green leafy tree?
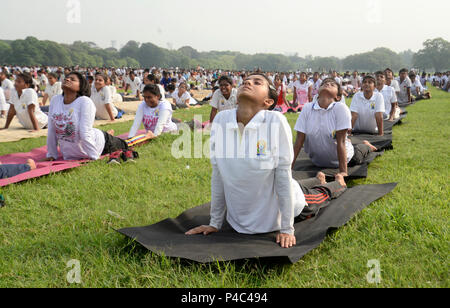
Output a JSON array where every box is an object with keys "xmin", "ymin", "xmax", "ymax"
[{"xmin": 413, "ymin": 38, "xmax": 450, "ymax": 71}]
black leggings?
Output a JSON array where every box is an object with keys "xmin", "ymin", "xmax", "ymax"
[
  {"xmin": 350, "ymin": 143, "xmax": 372, "ymax": 165},
  {"xmin": 101, "ymin": 132, "xmax": 129, "ymax": 155},
  {"xmin": 295, "ymin": 177, "xmax": 347, "ymax": 221}
]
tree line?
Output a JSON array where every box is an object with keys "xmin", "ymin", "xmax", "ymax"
[{"xmin": 0, "ymin": 36, "xmax": 449, "ymax": 72}]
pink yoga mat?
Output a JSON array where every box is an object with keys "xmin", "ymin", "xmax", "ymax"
[{"xmin": 0, "ymin": 130, "xmax": 146, "ymax": 187}]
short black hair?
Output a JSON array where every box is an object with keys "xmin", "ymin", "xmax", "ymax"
[
  {"xmin": 218, "ymin": 75, "xmax": 233, "ymax": 86},
  {"xmin": 399, "ymin": 68, "xmax": 409, "ymax": 74},
  {"xmin": 143, "ymin": 84, "xmax": 161, "ymax": 99},
  {"xmin": 362, "ymin": 75, "xmax": 376, "ymax": 84}
]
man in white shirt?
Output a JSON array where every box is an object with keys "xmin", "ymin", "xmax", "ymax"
[
  {"xmin": 0, "ymin": 71, "xmax": 14, "ymax": 117},
  {"xmin": 41, "ymin": 73, "xmax": 63, "ymax": 107},
  {"xmin": 396, "ymin": 69, "xmax": 412, "ymax": 104},
  {"xmin": 350, "ymin": 71, "xmax": 361, "ymax": 91},
  {"xmin": 125, "ymin": 71, "xmax": 141, "ymax": 98},
  {"xmin": 409, "ymin": 72, "xmax": 431, "ymax": 100},
  {"xmin": 350, "ymin": 75, "xmax": 385, "ymax": 135},
  {"xmin": 375, "ymin": 71, "xmax": 399, "ymax": 121},
  {"xmin": 384, "ymin": 68, "xmax": 400, "ymax": 98}
]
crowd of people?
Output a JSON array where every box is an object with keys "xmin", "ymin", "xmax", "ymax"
[{"xmin": 0, "ymin": 64, "xmax": 447, "ymax": 248}]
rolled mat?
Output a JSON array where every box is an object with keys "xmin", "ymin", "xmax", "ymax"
[{"xmin": 117, "ymin": 183, "xmax": 397, "ymax": 263}]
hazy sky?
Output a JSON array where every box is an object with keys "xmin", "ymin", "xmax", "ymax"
[{"xmin": 1, "ymin": 0, "xmax": 449, "ymax": 58}]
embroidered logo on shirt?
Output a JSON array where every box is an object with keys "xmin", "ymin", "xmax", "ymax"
[
  {"xmin": 331, "ymin": 130, "xmax": 337, "ymax": 140},
  {"xmin": 370, "ymin": 101, "xmax": 376, "ymax": 110},
  {"xmin": 257, "ymin": 140, "xmax": 267, "ymax": 157}
]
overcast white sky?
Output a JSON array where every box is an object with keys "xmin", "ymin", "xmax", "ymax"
[{"xmin": 1, "ymin": 0, "xmax": 449, "ymax": 58}]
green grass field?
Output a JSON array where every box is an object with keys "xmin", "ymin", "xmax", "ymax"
[{"xmin": 0, "ymin": 88, "xmax": 448, "ymax": 288}]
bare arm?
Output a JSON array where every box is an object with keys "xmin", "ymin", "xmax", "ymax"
[
  {"xmin": 209, "ymin": 107, "xmax": 218, "ymax": 123},
  {"xmin": 27, "ymin": 104, "xmax": 40, "ymax": 131},
  {"xmin": 292, "ymin": 131, "xmax": 305, "ymax": 170},
  {"xmin": 375, "ymin": 112, "xmax": 384, "ymax": 136},
  {"xmin": 41, "ymin": 93, "xmax": 49, "ymax": 106},
  {"xmin": 336, "ymin": 130, "xmax": 348, "ymax": 176},
  {"xmin": 351, "ymin": 112, "xmax": 358, "ymax": 129},
  {"xmin": 2, "ymin": 104, "xmax": 16, "ymax": 129},
  {"xmin": 105, "ymin": 104, "xmax": 115, "ymax": 122}
]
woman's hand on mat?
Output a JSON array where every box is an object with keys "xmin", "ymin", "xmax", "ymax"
[
  {"xmin": 185, "ymin": 225, "xmax": 218, "ymax": 236},
  {"xmin": 145, "ymin": 131, "xmax": 156, "ymax": 139},
  {"xmin": 276, "ymin": 233, "xmax": 296, "ymax": 248}
]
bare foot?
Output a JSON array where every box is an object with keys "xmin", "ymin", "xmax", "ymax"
[
  {"xmin": 316, "ymin": 172, "xmax": 327, "ymax": 185},
  {"xmin": 335, "ymin": 173, "xmax": 347, "ymax": 187},
  {"xmin": 26, "ymin": 159, "xmax": 36, "ymax": 170},
  {"xmin": 363, "ymin": 140, "xmax": 378, "ymax": 152},
  {"xmin": 107, "ymin": 129, "xmax": 115, "ymax": 136}
]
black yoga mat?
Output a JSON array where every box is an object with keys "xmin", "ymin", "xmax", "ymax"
[
  {"xmin": 292, "ymin": 149, "xmax": 382, "ymax": 180},
  {"xmin": 117, "ymin": 183, "xmax": 397, "ymax": 264}
]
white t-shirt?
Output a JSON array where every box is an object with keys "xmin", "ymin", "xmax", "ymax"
[
  {"xmin": 350, "ymin": 92, "xmax": 385, "ymax": 134},
  {"xmin": 10, "ymin": 88, "xmax": 48, "ymax": 129},
  {"xmin": 173, "ymin": 90, "xmax": 198, "ymax": 107},
  {"xmin": 410, "ymin": 79, "xmax": 423, "ymax": 96},
  {"xmin": 39, "ymin": 74, "xmax": 49, "ymax": 87},
  {"xmin": 47, "ymin": 95, "xmax": 105, "ymax": 161},
  {"xmin": 397, "ymin": 77, "xmax": 412, "ymax": 103},
  {"xmin": 128, "ymin": 99, "xmax": 177, "ymax": 138},
  {"xmin": 0, "ymin": 87, "xmax": 7, "ymax": 111},
  {"xmin": 210, "ymin": 88, "xmax": 237, "ymax": 112},
  {"xmin": 126, "ymin": 77, "xmax": 142, "ymax": 95},
  {"xmin": 209, "ymin": 109, "xmax": 306, "ymax": 235},
  {"xmin": 294, "ymin": 100, "xmax": 354, "ymax": 168},
  {"xmin": 387, "ymin": 79, "xmax": 401, "ymax": 93},
  {"xmin": 376, "ymin": 85, "xmax": 397, "ymax": 118},
  {"xmin": 44, "ymin": 82, "xmax": 63, "ymax": 103},
  {"xmin": 90, "ymin": 86, "xmax": 118, "ymax": 120},
  {"xmin": 1, "ymin": 78, "xmax": 14, "ymax": 102}
]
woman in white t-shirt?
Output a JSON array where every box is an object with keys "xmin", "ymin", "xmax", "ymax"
[
  {"xmin": 292, "ymin": 78, "xmax": 378, "ymax": 177},
  {"xmin": 1, "ymin": 73, "xmax": 48, "ymax": 131},
  {"xmin": 293, "ymin": 72, "xmax": 313, "ymax": 110},
  {"xmin": 128, "ymin": 84, "xmax": 177, "ymax": 139},
  {"xmin": 45, "ymin": 72, "xmax": 132, "ymax": 162},
  {"xmin": 91, "ymin": 73, "xmax": 118, "ymax": 121},
  {"xmin": 209, "ymin": 75, "xmax": 237, "ymax": 122},
  {"xmin": 172, "ymin": 83, "xmax": 200, "ymax": 109}
]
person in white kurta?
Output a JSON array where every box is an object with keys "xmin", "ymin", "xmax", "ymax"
[{"xmin": 186, "ymin": 74, "xmax": 307, "ymax": 249}]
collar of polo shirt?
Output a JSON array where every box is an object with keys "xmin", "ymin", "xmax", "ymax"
[
  {"xmin": 313, "ymin": 100, "xmax": 337, "ymax": 111},
  {"xmin": 227, "ymin": 110, "xmax": 267, "ymax": 130}
]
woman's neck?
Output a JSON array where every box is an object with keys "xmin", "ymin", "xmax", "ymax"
[{"xmin": 64, "ymin": 91, "xmax": 77, "ymax": 104}]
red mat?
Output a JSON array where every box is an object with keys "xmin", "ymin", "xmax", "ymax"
[{"xmin": 0, "ymin": 130, "xmax": 146, "ymax": 187}]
